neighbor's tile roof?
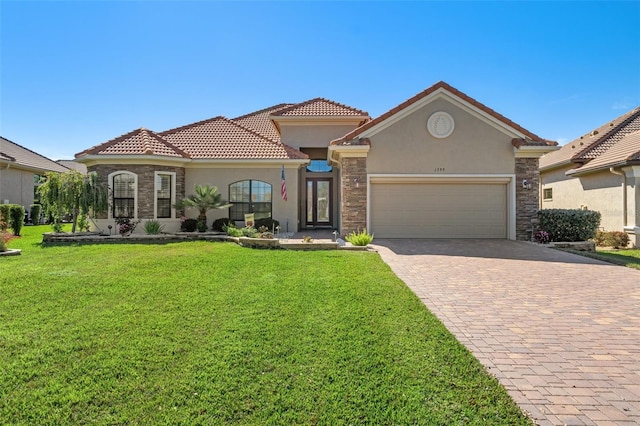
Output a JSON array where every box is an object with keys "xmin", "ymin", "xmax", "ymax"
[
  {"xmin": 160, "ymin": 116, "xmax": 308, "ymax": 160},
  {"xmin": 540, "ymin": 106, "xmax": 640, "ymax": 170},
  {"xmin": 331, "ymin": 81, "xmax": 556, "ymax": 146},
  {"xmin": 568, "ymin": 130, "xmax": 640, "ymax": 174},
  {"xmin": 233, "ymin": 103, "xmax": 293, "ymax": 142},
  {"xmin": 76, "ymin": 128, "xmax": 189, "ymax": 158},
  {"xmin": 0, "ymin": 136, "xmax": 69, "ymax": 173},
  {"xmin": 272, "ymin": 98, "xmax": 369, "ymax": 118}
]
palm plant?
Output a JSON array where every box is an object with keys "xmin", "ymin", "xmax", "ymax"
[{"xmin": 174, "ymin": 185, "xmax": 232, "ymax": 229}]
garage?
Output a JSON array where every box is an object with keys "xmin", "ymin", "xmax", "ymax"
[{"xmin": 369, "ymin": 178, "xmax": 510, "ymax": 238}]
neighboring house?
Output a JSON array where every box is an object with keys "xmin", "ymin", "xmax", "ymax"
[
  {"xmin": 0, "ymin": 136, "xmax": 69, "ymax": 209},
  {"xmin": 57, "ymin": 160, "xmax": 87, "ymax": 174},
  {"xmin": 75, "ymin": 81, "xmax": 557, "ymax": 239},
  {"xmin": 539, "ymin": 107, "xmax": 640, "ymax": 246}
]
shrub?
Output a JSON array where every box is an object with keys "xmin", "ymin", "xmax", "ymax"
[
  {"xmin": 257, "ymin": 226, "xmax": 274, "ymax": 239},
  {"xmin": 76, "ymin": 215, "xmax": 91, "ymax": 232},
  {"xmin": 9, "ymin": 205, "xmax": 25, "ymax": 236},
  {"xmin": 144, "ymin": 220, "xmax": 165, "ymax": 235},
  {"xmin": 114, "ymin": 218, "xmax": 140, "ymax": 235},
  {"xmin": 537, "ymin": 209, "xmax": 601, "ymax": 242},
  {"xmin": 0, "ymin": 231, "xmax": 14, "ymax": 252},
  {"xmin": 223, "ymin": 222, "xmax": 257, "ymax": 237},
  {"xmin": 0, "ymin": 205, "xmax": 10, "ymax": 231},
  {"xmin": 30, "ymin": 204, "xmax": 42, "ymax": 224},
  {"xmin": 254, "ymin": 217, "xmax": 280, "ymax": 232},
  {"xmin": 594, "ymin": 230, "xmax": 630, "ymax": 248},
  {"xmin": 181, "ymin": 218, "xmax": 198, "ymax": 232},
  {"xmin": 211, "ymin": 218, "xmax": 233, "ymax": 232},
  {"xmin": 534, "ymin": 230, "xmax": 550, "ymax": 244},
  {"xmin": 345, "ymin": 228, "xmax": 374, "ymax": 246},
  {"xmin": 196, "ymin": 220, "xmax": 207, "ymax": 232}
]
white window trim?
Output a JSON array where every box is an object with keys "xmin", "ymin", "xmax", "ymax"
[
  {"xmin": 154, "ymin": 171, "xmax": 176, "ymax": 219},
  {"xmin": 108, "ymin": 171, "xmax": 138, "ymax": 219}
]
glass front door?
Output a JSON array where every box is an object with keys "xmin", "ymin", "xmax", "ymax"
[{"xmin": 306, "ymin": 178, "xmax": 332, "ymax": 227}]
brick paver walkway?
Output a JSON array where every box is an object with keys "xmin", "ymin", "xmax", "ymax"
[{"xmin": 373, "ymin": 239, "xmax": 640, "ymax": 426}]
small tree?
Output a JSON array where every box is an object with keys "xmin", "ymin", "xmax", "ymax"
[
  {"xmin": 174, "ymin": 185, "xmax": 231, "ymax": 230},
  {"xmin": 38, "ymin": 171, "xmax": 108, "ymax": 233}
]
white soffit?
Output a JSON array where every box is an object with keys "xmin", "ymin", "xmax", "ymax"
[{"xmin": 358, "ymin": 88, "xmax": 530, "ymax": 140}]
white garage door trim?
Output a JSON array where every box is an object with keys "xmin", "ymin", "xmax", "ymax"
[{"xmin": 367, "ymin": 174, "xmax": 516, "ymax": 240}]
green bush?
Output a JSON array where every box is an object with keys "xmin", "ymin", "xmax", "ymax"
[
  {"xmin": 345, "ymin": 228, "xmax": 374, "ymax": 246},
  {"xmin": 594, "ymin": 230, "xmax": 630, "ymax": 248},
  {"xmin": 254, "ymin": 217, "xmax": 280, "ymax": 231},
  {"xmin": 211, "ymin": 218, "xmax": 233, "ymax": 232},
  {"xmin": 144, "ymin": 220, "xmax": 165, "ymax": 235},
  {"xmin": 29, "ymin": 204, "xmax": 42, "ymax": 224},
  {"xmin": 180, "ymin": 218, "xmax": 198, "ymax": 232},
  {"xmin": 7, "ymin": 205, "xmax": 25, "ymax": 236},
  {"xmin": 223, "ymin": 222, "xmax": 257, "ymax": 237},
  {"xmin": 0, "ymin": 205, "xmax": 10, "ymax": 230},
  {"xmin": 537, "ymin": 209, "xmax": 601, "ymax": 242}
]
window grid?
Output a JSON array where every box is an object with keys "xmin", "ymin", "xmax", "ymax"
[{"xmin": 229, "ymin": 180, "xmax": 272, "ymax": 221}]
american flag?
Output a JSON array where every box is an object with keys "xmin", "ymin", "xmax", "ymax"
[{"xmin": 281, "ymin": 165, "xmax": 288, "ymax": 201}]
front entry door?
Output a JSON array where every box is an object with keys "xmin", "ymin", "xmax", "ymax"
[{"xmin": 306, "ymin": 178, "xmax": 332, "ymax": 227}]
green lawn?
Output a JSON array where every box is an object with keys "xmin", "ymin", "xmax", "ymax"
[
  {"xmin": 563, "ymin": 246, "xmax": 640, "ymax": 270},
  {"xmin": 1, "ymin": 226, "xmax": 532, "ymax": 425},
  {"xmin": 594, "ymin": 248, "xmax": 640, "ymax": 270}
]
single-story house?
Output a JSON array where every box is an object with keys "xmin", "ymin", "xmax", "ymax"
[
  {"xmin": 539, "ymin": 107, "xmax": 640, "ymax": 246},
  {"xmin": 75, "ymin": 81, "xmax": 558, "ymax": 239},
  {"xmin": 0, "ymin": 136, "xmax": 70, "ymax": 209}
]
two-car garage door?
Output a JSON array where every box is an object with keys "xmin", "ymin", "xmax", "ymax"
[{"xmin": 369, "ymin": 180, "xmax": 508, "ymax": 238}]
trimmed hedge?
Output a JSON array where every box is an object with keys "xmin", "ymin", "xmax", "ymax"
[
  {"xmin": 594, "ymin": 231, "xmax": 630, "ymax": 248},
  {"xmin": 254, "ymin": 217, "xmax": 280, "ymax": 231},
  {"xmin": 0, "ymin": 204, "xmax": 26, "ymax": 236},
  {"xmin": 211, "ymin": 218, "xmax": 233, "ymax": 232},
  {"xmin": 180, "ymin": 218, "xmax": 198, "ymax": 232},
  {"xmin": 30, "ymin": 204, "xmax": 42, "ymax": 224},
  {"xmin": 537, "ymin": 209, "xmax": 601, "ymax": 242}
]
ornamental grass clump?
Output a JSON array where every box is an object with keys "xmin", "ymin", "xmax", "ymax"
[
  {"xmin": 345, "ymin": 228, "xmax": 374, "ymax": 246},
  {"xmin": 144, "ymin": 220, "xmax": 165, "ymax": 235}
]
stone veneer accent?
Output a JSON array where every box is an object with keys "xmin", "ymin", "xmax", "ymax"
[
  {"xmin": 88, "ymin": 164, "xmax": 186, "ymax": 219},
  {"xmin": 339, "ymin": 157, "xmax": 367, "ymax": 236},
  {"xmin": 515, "ymin": 157, "xmax": 540, "ymax": 240}
]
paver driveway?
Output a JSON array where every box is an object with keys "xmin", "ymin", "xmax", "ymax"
[{"xmin": 373, "ymin": 239, "xmax": 640, "ymax": 426}]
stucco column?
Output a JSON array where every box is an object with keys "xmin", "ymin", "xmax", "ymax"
[
  {"xmin": 623, "ymin": 166, "xmax": 640, "ymax": 247},
  {"xmin": 340, "ymin": 157, "xmax": 367, "ymax": 236},
  {"xmin": 515, "ymin": 158, "xmax": 540, "ymax": 240}
]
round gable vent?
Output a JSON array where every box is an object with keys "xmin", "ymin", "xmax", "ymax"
[{"xmin": 427, "ymin": 111, "xmax": 455, "ymax": 139}]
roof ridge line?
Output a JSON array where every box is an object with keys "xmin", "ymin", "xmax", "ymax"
[
  {"xmin": 159, "ymin": 116, "xmax": 226, "ymax": 136},
  {"xmin": 271, "ymin": 97, "xmax": 369, "ymax": 117}
]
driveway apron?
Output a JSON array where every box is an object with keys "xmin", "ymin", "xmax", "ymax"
[{"xmin": 373, "ymin": 239, "xmax": 640, "ymax": 426}]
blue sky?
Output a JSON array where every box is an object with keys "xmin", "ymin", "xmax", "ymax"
[{"xmin": 1, "ymin": 1, "xmax": 639, "ymax": 160}]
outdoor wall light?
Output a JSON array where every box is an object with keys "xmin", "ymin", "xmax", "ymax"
[{"xmin": 522, "ymin": 179, "xmax": 532, "ymax": 190}]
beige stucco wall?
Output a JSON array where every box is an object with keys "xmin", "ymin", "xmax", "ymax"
[
  {"xmin": 367, "ymin": 98, "xmax": 515, "ymax": 174},
  {"xmin": 185, "ymin": 166, "xmax": 300, "ymax": 232},
  {"xmin": 280, "ymin": 124, "xmax": 360, "ymax": 150},
  {"xmin": 540, "ymin": 166, "xmax": 626, "ymax": 232},
  {"xmin": 0, "ymin": 167, "xmax": 35, "ymax": 207}
]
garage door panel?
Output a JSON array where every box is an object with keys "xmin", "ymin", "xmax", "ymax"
[{"xmin": 370, "ymin": 183, "xmax": 507, "ymax": 238}]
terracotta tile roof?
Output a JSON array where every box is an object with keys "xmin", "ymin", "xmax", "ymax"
[
  {"xmin": 271, "ymin": 98, "xmax": 369, "ymax": 119},
  {"xmin": 76, "ymin": 128, "xmax": 189, "ymax": 158},
  {"xmin": 332, "ymin": 81, "xmax": 556, "ymax": 146},
  {"xmin": 567, "ymin": 130, "xmax": 640, "ymax": 174},
  {"xmin": 540, "ymin": 106, "xmax": 640, "ymax": 170},
  {"xmin": 160, "ymin": 116, "xmax": 308, "ymax": 160},
  {"xmin": 0, "ymin": 136, "xmax": 69, "ymax": 173},
  {"xmin": 233, "ymin": 103, "xmax": 293, "ymax": 142}
]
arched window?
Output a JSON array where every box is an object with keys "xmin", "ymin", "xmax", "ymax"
[
  {"xmin": 111, "ymin": 172, "xmax": 136, "ymax": 218},
  {"xmin": 229, "ymin": 180, "xmax": 272, "ymax": 221}
]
